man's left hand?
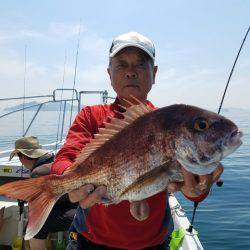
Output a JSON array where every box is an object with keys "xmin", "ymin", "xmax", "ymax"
[{"xmin": 180, "ymin": 163, "xmax": 224, "ymax": 199}]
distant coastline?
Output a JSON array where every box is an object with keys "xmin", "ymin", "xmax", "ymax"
[
  {"xmin": 3, "ymin": 101, "xmax": 249, "ymax": 113},
  {"xmin": 3, "ymin": 101, "xmax": 78, "ymax": 112}
]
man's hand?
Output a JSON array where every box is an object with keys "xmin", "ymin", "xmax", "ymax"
[
  {"xmin": 31, "ymin": 163, "xmax": 52, "ymax": 177},
  {"xmin": 180, "ymin": 164, "xmax": 224, "ymax": 199},
  {"xmin": 163, "ymin": 163, "xmax": 224, "ymax": 201},
  {"xmin": 165, "ymin": 164, "xmax": 224, "ymax": 202},
  {"xmin": 69, "ymin": 184, "xmax": 151, "ymax": 221},
  {"xmin": 68, "ymin": 184, "xmax": 107, "ymax": 208}
]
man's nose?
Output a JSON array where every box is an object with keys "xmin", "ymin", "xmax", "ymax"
[{"xmin": 126, "ymin": 67, "xmax": 137, "ymax": 78}]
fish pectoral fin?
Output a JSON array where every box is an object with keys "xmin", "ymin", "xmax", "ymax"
[{"xmin": 119, "ymin": 160, "xmax": 171, "ymax": 198}]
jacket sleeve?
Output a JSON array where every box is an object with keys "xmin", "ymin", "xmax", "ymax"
[
  {"xmin": 31, "ymin": 163, "xmax": 52, "ymax": 177},
  {"xmin": 51, "ymin": 106, "xmax": 96, "ymax": 175}
]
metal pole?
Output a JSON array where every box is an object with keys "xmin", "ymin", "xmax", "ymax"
[
  {"xmin": 23, "ymin": 104, "xmax": 43, "ymax": 136},
  {"xmin": 0, "ymin": 94, "xmax": 53, "ymax": 101},
  {"xmin": 60, "ymin": 101, "xmax": 67, "ymax": 142}
]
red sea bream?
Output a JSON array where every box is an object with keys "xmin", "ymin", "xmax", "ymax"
[{"xmin": 0, "ymin": 98, "xmax": 243, "ymax": 239}]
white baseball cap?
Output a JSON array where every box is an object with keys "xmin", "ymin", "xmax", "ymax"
[{"xmin": 109, "ymin": 32, "xmax": 155, "ymax": 61}]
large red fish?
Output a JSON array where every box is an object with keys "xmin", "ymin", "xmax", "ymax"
[{"xmin": 0, "ymin": 98, "xmax": 243, "ymax": 239}]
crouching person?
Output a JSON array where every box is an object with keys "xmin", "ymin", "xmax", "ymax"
[{"xmin": 9, "ymin": 136, "xmax": 77, "ymax": 250}]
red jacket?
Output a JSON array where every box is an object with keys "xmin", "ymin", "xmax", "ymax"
[{"xmin": 51, "ymin": 99, "xmax": 173, "ymax": 249}]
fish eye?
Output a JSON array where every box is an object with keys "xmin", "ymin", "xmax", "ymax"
[{"xmin": 194, "ymin": 118, "xmax": 209, "ymax": 131}]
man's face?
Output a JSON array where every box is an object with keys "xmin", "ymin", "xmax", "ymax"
[
  {"xmin": 17, "ymin": 153, "xmax": 34, "ymax": 170},
  {"xmin": 108, "ymin": 47, "xmax": 157, "ymax": 101}
]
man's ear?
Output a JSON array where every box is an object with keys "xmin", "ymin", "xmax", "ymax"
[
  {"xmin": 107, "ymin": 67, "xmax": 114, "ymax": 88},
  {"xmin": 153, "ymin": 65, "xmax": 158, "ymax": 84},
  {"xmin": 107, "ymin": 67, "xmax": 112, "ymax": 81}
]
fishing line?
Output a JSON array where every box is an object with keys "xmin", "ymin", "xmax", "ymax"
[
  {"xmin": 187, "ymin": 202, "xmax": 198, "ymax": 233},
  {"xmin": 22, "ymin": 45, "xmax": 27, "ymax": 137},
  {"xmin": 188, "ymin": 25, "xmax": 250, "ymax": 233},
  {"xmin": 16, "ymin": 46, "xmax": 28, "ymax": 247},
  {"xmin": 69, "ymin": 21, "xmax": 82, "ymax": 126},
  {"xmin": 55, "ymin": 50, "xmax": 67, "ymax": 152}
]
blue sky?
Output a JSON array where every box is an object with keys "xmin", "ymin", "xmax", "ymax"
[{"xmin": 0, "ymin": 0, "xmax": 249, "ymax": 109}]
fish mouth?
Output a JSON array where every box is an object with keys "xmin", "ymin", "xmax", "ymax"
[
  {"xmin": 222, "ymin": 129, "xmax": 243, "ymax": 158},
  {"xmin": 225, "ymin": 129, "xmax": 243, "ymax": 147}
]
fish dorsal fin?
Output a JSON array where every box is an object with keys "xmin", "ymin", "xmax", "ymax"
[{"xmin": 64, "ymin": 96, "xmax": 154, "ymax": 174}]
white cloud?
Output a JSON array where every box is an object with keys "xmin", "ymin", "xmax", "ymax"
[
  {"xmin": 19, "ymin": 30, "xmax": 47, "ymax": 39},
  {"xmin": 152, "ymin": 63, "xmax": 250, "ymax": 110},
  {"xmin": 0, "ymin": 22, "xmax": 87, "ymax": 44},
  {"xmin": 0, "ymin": 22, "xmax": 249, "ymax": 113},
  {"xmin": 80, "ymin": 33, "xmax": 109, "ymax": 58}
]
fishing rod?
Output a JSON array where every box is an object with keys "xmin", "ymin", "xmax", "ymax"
[
  {"xmin": 188, "ymin": 25, "xmax": 250, "ymax": 233},
  {"xmin": 218, "ymin": 25, "xmax": 250, "ymax": 115},
  {"xmin": 216, "ymin": 25, "xmax": 250, "ymax": 187}
]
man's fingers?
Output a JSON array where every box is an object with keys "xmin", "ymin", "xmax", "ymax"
[
  {"xmin": 197, "ymin": 174, "xmax": 213, "ymax": 192},
  {"xmin": 68, "ymin": 184, "xmax": 95, "ymax": 203},
  {"xmin": 212, "ymin": 164, "xmax": 224, "ymax": 183},
  {"xmin": 181, "ymin": 184, "xmax": 203, "ymax": 197},
  {"xmin": 181, "ymin": 166, "xmax": 197, "ymax": 188},
  {"xmin": 168, "ymin": 182, "xmax": 183, "ymax": 193},
  {"xmin": 79, "ymin": 186, "xmax": 107, "ymax": 208},
  {"xmin": 198, "ymin": 164, "xmax": 224, "ymax": 191},
  {"xmin": 180, "ymin": 164, "xmax": 225, "ymax": 199},
  {"xmin": 181, "ymin": 166, "xmax": 212, "ymax": 197}
]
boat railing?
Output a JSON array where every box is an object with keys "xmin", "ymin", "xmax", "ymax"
[
  {"xmin": 0, "ymin": 88, "xmax": 115, "ymax": 143},
  {"xmin": 0, "ymin": 88, "xmax": 115, "ymax": 161}
]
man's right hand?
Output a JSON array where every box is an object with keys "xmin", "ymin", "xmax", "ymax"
[{"xmin": 68, "ymin": 184, "xmax": 107, "ymax": 208}]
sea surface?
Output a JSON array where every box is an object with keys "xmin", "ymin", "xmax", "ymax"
[{"xmin": 0, "ymin": 108, "xmax": 249, "ymax": 250}]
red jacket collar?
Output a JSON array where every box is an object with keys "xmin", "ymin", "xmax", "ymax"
[{"xmin": 111, "ymin": 97, "xmax": 155, "ymax": 111}]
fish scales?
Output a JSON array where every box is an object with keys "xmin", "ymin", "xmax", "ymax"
[
  {"xmin": 75, "ymin": 112, "xmax": 169, "ymax": 200},
  {"xmin": 50, "ymin": 110, "xmax": 170, "ymax": 202}
]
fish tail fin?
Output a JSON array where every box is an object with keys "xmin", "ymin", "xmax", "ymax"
[
  {"xmin": 0, "ymin": 176, "xmax": 59, "ymax": 240},
  {"xmin": 24, "ymin": 191, "xmax": 57, "ymax": 240}
]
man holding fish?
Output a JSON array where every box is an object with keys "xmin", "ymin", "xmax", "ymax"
[
  {"xmin": 51, "ymin": 32, "xmax": 224, "ymax": 249},
  {"xmin": 0, "ymin": 32, "xmax": 242, "ymax": 249}
]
